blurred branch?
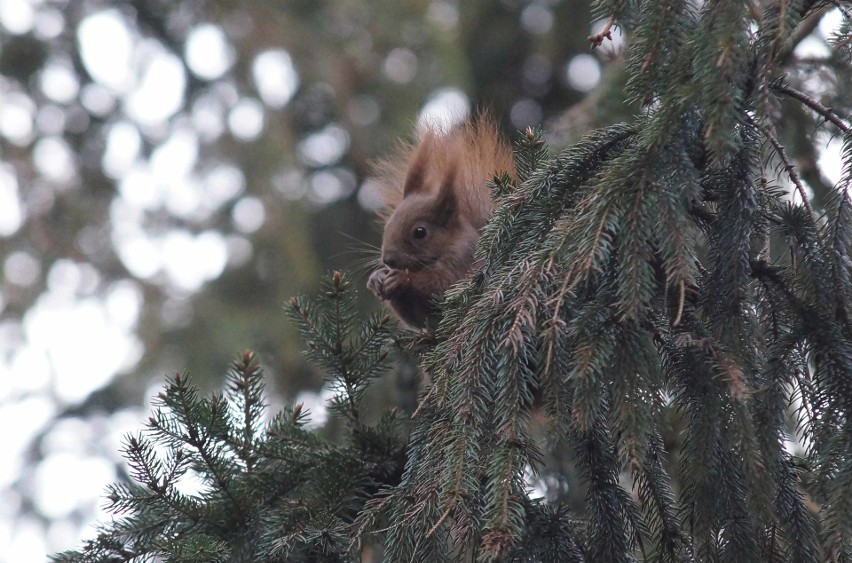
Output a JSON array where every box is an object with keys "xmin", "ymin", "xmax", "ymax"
[
  {"xmin": 773, "ymin": 83, "xmax": 851, "ymax": 133},
  {"xmin": 761, "ymin": 120, "xmax": 816, "ymax": 215}
]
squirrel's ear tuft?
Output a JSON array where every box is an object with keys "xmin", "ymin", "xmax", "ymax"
[
  {"xmin": 434, "ymin": 160, "xmax": 458, "ymax": 225},
  {"xmin": 402, "ymin": 132, "xmax": 434, "ymax": 197}
]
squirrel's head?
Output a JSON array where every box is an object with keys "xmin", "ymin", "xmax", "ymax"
[{"xmin": 381, "ymin": 153, "xmax": 472, "ymax": 272}]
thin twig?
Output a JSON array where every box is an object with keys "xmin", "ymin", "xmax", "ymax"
[
  {"xmin": 588, "ymin": 16, "xmax": 616, "ymax": 48},
  {"xmin": 773, "ymin": 83, "xmax": 851, "ymax": 133},
  {"xmin": 830, "ymin": 0, "xmax": 851, "ymax": 19},
  {"xmin": 425, "ymin": 495, "xmax": 457, "ymax": 538},
  {"xmin": 673, "ymin": 278, "xmax": 686, "ymax": 326},
  {"xmin": 762, "ymin": 124, "xmax": 816, "ymax": 216}
]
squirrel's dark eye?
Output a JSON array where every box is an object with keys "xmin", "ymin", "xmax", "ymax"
[{"xmin": 412, "ymin": 226, "xmax": 428, "ymax": 240}]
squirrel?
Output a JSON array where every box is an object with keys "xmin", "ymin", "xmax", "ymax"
[{"xmin": 366, "ymin": 114, "xmax": 515, "ymax": 328}]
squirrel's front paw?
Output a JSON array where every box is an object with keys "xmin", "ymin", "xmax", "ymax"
[
  {"xmin": 381, "ymin": 268, "xmax": 409, "ymax": 299},
  {"xmin": 367, "ymin": 267, "xmax": 389, "ymax": 298}
]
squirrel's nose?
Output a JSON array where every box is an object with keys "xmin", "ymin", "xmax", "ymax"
[{"xmin": 383, "ymin": 253, "xmax": 400, "ymax": 269}]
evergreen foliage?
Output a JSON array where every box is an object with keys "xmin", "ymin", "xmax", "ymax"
[
  {"xmin": 57, "ymin": 1, "xmax": 852, "ymax": 562},
  {"xmin": 53, "ymin": 273, "xmax": 406, "ymax": 562},
  {"xmin": 356, "ymin": 1, "xmax": 852, "ymax": 560}
]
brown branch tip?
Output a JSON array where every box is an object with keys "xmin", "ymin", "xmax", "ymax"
[{"xmin": 588, "ymin": 16, "xmax": 616, "ymax": 48}]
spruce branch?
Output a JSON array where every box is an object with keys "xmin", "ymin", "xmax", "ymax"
[
  {"xmin": 633, "ymin": 433, "xmax": 692, "ymax": 563},
  {"xmin": 761, "ymin": 125, "xmax": 814, "ymax": 215},
  {"xmin": 831, "ymin": 0, "xmax": 852, "ymax": 19},
  {"xmin": 588, "ymin": 15, "xmax": 617, "ymax": 48},
  {"xmin": 118, "ymin": 436, "xmax": 205, "ymax": 526},
  {"xmin": 158, "ymin": 378, "xmax": 246, "ymax": 523},
  {"xmin": 59, "ymin": 329, "xmax": 401, "ymax": 561},
  {"xmin": 57, "ymin": 0, "xmax": 852, "ymax": 558},
  {"xmin": 227, "ymin": 349, "xmax": 264, "ymax": 471},
  {"xmin": 288, "ymin": 271, "xmax": 392, "ymax": 426},
  {"xmin": 772, "ymin": 82, "xmax": 852, "ymax": 133},
  {"xmin": 513, "ymin": 126, "xmax": 548, "ymax": 185}
]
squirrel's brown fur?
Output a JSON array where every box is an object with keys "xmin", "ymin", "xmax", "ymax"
[{"xmin": 367, "ymin": 114, "xmax": 515, "ymax": 328}]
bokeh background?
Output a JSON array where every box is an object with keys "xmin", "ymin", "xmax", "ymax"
[{"xmin": 0, "ymin": 1, "xmax": 844, "ymax": 560}]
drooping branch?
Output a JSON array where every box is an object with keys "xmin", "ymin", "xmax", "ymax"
[
  {"xmin": 773, "ymin": 83, "xmax": 851, "ymax": 133},
  {"xmin": 758, "ymin": 119, "xmax": 816, "ymax": 216}
]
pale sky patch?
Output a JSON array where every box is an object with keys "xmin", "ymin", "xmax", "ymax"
[
  {"xmin": 819, "ymin": 7, "xmax": 844, "ymax": 38},
  {"xmin": 297, "ymin": 123, "xmax": 350, "ymax": 167},
  {"xmin": 817, "ymin": 131, "xmax": 844, "ymax": 186},
  {"xmin": 22, "ymin": 293, "xmax": 144, "ymax": 405},
  {"xmin": 566, "ymin": 54, "xmax": 601, "ymax": 92},
  {"xmin": 0, "ymin": 0, "xmax": 35, "ymax": 34},
  {"xmin": 0, "ymin": 89, "xmax": 36, "ymax": 146},
  {"xmin": 151, "ymin": 127, "xmax": 199, "ymax": 182},
  {"xmin": 118, "ymin": 166, "xmax": 161, "ymax": 209},
  {"xmin": 794, "ymin": 35, "xmax": 831, "ymax": 59},
  {"xmin": 125, "ymin": 49, "xmax": 186, "ymax": 127},
  {"xmin": 185, "ymin": 24, "xmax": 235, "ymax": 80},
  {"xmin": 32, "ymin": 136, "xmax": 77, "ymax": 184},
  {"xmin": 383, "ymin": 48, "xmax": 418, "ymax": 84},
  {"xmin": 7, "ymin": 517, "xmax": 47, "ymax": 563},
  {"xmin": 293, "ymin": 385, "xmax": 336, "ymax": 430},
  {"xmin": 36, "ymin": 104, "xmax": 67, "ymax": 136},
  {"xmin": 34, "ymin": 452, "xmax": 116, "ymax": 519},
  {"xmin": 79, "ymin": 83, "xmax": 117, "ymax": 117},
  {"xmin": 4, "ymin": 251, "xmax": 40, "ymax": 286},
  {"xmin": 103, "ymin": 120, "xmax": 142, "ymax": 179},
  {"xmin": 39, "ymin": 59, "xmax": 80, "ymax": 104},
  {"xmin": 191, "ymin": 92, "xmax": 227, "ymax": 141},
  {"xmin": 78, "ymin": 10, "xmax": 135, "ymax": 93},
  {"xmin": 114, "ymin": 232, "xmax": 164, "ymax": 279},
  {"xmin": 161, "ymin": 230, "xmax": 228, "ymax": 291},
  {"xmin": 0, "ymin": 397, "xmax": 56, "ymax": 488},
  {"xmin": 204, "ymin": 164, "xmax": 246, "ymax": 206},
  {"xmin": 417, "ymin": 87, "xmax": 470, "ymax": 133},
  {"xmin": 253, "ymin": 49, "xmax": 300, "ymax": 108},
  {"xmin": 34, "ymin": 8, "xmax": 64, "ymax": 40},
  {"xmin": 0, "ymin": 165, "xmax": 23, "ymax": 236},
  {"xmin": 228, "ymin": 97, "xmax": 265, "ymax": 141},
  {"xmin": 232, "ymin": 196, "xmax": 266, "ymax": 234}
]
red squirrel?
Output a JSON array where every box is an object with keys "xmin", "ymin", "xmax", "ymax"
[{"xmin": 367, "ymin": 114, "xmax": 515, "ymax": 328}]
